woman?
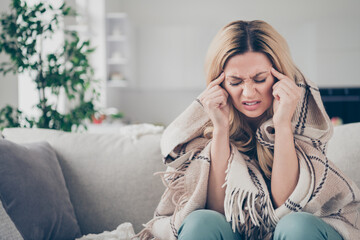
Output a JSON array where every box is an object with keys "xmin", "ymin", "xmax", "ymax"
[{"xmin": 137, "ymin": 20, "xmax": 360, "ymax": 240}]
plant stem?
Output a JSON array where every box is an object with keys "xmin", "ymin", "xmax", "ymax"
[{"xmin": 38, "ymin": 35, "xmax": 49, "ymax": 127}]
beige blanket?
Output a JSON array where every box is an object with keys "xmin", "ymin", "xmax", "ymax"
[{"xmin": 137, "ymin": 78, "xmax": 360, "ymax": 240}]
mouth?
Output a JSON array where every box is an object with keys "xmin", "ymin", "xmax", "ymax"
[
  {"xmin": 242, "ymin": 101, "xmax": 261, "ymax": 106},
  {"xmin": 241, "ymin": 101, "xmax": 261, "ymax": 111}
]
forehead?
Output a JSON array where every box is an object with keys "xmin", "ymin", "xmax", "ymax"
[{"xmin": 224, "ymin": 52, "xmax": 272, "ymax": 76}]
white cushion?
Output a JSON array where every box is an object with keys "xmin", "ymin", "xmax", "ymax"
[{"xmin": 327, "ymin": 122, "xmax": 360, "ymax": 188}]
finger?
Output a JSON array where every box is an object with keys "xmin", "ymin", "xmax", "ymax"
[
  {"xmin": 206, "ymin": 85, "xmax": 225, "ymax": 96},
  {"xmin": 272, "ymin": 90, "xmax": 280, "ymax": 101},
  {"xmin": 273, "ymin": 86, "xmax": 290, "ymax": 101},
  {"xmin": 199, "ymin": 84, "xmax": 228, "ymax": 105},
  {"xmin": 272, "ymin": 81, "xmax": 297, "ymax": 96},
  {"xmin": 276, "ymin": 85, "xmax": 291, "ymax": 97},
  {"xmin": 273, "ymin": 80, "xmax": 301, "ymax": 99},
  {"xmin": 212, "ymin": 95, "xmax": 228, "ymax": 109},
  {"xmin": 271, "ymin": 67, "xmax": 287, "ymax": 81},
  {"xmin": 278, "ymin": 77, "xmax": 298, "ymax": 90},
  {"xmin": 203, "ymin": 94, "xmax": 228, "ymax": 110},
  {"xmin": 272, "ymin": 73, "xmax": 297, "ymax": 91},
  {"xmin": 208, "ymin": 72, "xmax": 225, "ymax": 88},
  {"xmin": 204, "ymin": 88, "xmax": 229, "ymax": 103}
]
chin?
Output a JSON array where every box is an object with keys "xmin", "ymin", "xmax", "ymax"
[
  {"xmin": 243, "ymin": 113, "xmax": 264, "ymax": 119},
  {"xmin": 240, "ymin": 109, "xmax": 268, "ymax": 120}
]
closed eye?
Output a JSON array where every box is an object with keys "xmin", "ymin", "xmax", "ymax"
[
  {"xmin": 254, "ymin": 79, "xmax": 266, "ymax": 83},
  {"xmin": 229, "ymin": 79, "xmax": 266, "ymax": 86},
  {"xmin": 229, "ymin": 81, "xmax": 242, "ymax": 86}
]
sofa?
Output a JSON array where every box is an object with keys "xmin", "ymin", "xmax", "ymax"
[{"xmin": 0, "ymin": 122, "xmax": 359, "ymax": 239}]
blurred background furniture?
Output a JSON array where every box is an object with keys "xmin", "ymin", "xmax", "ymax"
[{"xmin": 320, "ymin": 87, "xmax": 360, "ymax": 125}]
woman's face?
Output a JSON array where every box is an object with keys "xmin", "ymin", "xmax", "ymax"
[{"xmin": 223, "ymin": 52, "xmax": 275, "ymax": 120}]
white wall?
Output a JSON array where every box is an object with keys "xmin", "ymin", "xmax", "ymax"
[
  {"xmin": 104, "ymin": 0, "xmax": 360, "ymax": 125},
  {"xmin": 1, "ymin": 0, "xmax": 359, "ymax": 125},
  {"xmin": 0, "ymin": 54, "xmax": 18, "ymax": 109},
  {"xmin": 0, "ymin": 0, "xmax": 18, "ymax": 109}
]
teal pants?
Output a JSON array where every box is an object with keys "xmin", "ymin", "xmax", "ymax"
[{"xmin": 178, "ymin": 209, "xmax": 343, "ymax": 240}]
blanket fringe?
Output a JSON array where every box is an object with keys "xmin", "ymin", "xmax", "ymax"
[
  {"xmin": 223, "ymin": 185, "xmax": 276, "ymax": 237},
  {"xmin": 155, "ymin": 170, "xmax": 187, "ymax": 207},
  {"xmin": 223, "ymin": 148, "xmax": 276, "ymax": 238},
  {"xmin": 133, "ymin": 228, "xmax": 153, "ymax": 240},
  {"xmin": 157, "ymin": 169, "xmax": 189, "ymax": 231},
  {"xmin": 136, "ymin": 167, "xmax": 189, "ymax": 240},
  {"xmin": 133, "ymin": 217, "xmax": 160, "ymax": 240},
  {"xmin": 224, "ymin": 188, "xmax": 259, "ymax": 231}
]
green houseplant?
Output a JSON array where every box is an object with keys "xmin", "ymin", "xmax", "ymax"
[{"xmin": 0, "ymin": 0, "xmax": 99, "ymax": 131}]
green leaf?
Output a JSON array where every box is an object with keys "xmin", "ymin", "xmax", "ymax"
[{"xmin": 0, "ymin": 0, "xmax": 102, "ymax": 132}]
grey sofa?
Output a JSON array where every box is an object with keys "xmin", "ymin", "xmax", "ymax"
[
  {"xmin": 1, "ymin": 126, "xmax": 165, "ymax": 237},
  {"xmin": 1, "ymin": 122, "xmax": 360, "ymax": 237}
]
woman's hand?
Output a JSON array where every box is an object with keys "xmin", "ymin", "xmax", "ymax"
[
  {"xmin": 198, "ymin": 72, "xmax": 230, "ymax": 129},
  {"xmin": 271, "ymin": 68, "xmax": 301, "ymax": 128},
  {"xmin": 200, "ymin": 72, "xmax": 231, "ymax": 214}
]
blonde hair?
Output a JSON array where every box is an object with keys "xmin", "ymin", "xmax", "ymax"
[{"xmin": 203, "ymin": 20, "xmax": 305, "ymax": 179}]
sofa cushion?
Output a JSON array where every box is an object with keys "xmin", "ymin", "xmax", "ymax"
[
  {"xmin": 2, "ymin": 127, "xmax": 166, "ymax": 235},
  {"xmin": 0, "ymin": 139, "xmax": 82, "ymax": 240},
  {"xmin": 327, "ymin": 122, "xmax": 360, "ymax": 188},
  {"xmin": 0, "ymin": 200, "xmax": 23, "ymax": 240}
]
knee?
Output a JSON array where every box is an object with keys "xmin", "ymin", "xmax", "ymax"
[
  {"xmin": 274, "ymin": 212, "xmax": 322, "ymax": 240},
  {"xmin": 178, "ymin": 209, "xmax": 232, "ymax": 240}
]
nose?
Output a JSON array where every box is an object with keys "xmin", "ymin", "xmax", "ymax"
[{"xmin": 242, "ymin": 82, "xmax": 256, "ymax": 98}]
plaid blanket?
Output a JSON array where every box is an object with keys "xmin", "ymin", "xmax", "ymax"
[{"xmin": 137, "ymin": 78, "xmax": 360, "ymax": 240}]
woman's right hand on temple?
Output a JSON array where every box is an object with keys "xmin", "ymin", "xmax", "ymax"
[{"xmin": 198, "ymin": 72, "xmax": 230, "ymax": 129}]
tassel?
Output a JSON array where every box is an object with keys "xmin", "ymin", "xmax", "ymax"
[
  {"xmin": 137, "ymin": 165, "xmax": 190, "ymax": 239},
  {"xmin": 155, "ymin": 170, "xmax": 187, "ymax": 207},
  {"xmin": 133, "ymin": 228, "xmax": 153, "ymax": 240},
  {"xmin": 134, "ymin": 216, "xmax": 164, "ymax": 240},
  {"xmin": 224, "ymin": 184, "xmax": 277, "ymax": 237}
]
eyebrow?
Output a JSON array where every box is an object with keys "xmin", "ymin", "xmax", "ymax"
[{"xmin": 227, "ymin": 71, "xmax": 268, "ymax": 80}]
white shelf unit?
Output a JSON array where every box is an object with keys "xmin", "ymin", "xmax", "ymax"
[{"xmin": 105, "ymin": 13, "xmax": 130, "ymax": 88}]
